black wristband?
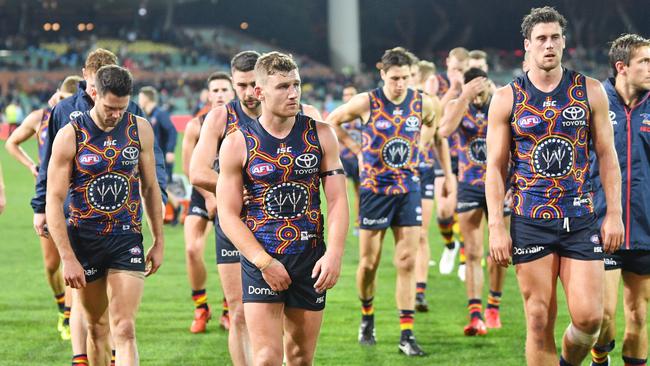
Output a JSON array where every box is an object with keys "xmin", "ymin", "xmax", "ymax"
[{"xmin": 319, "ymin": 169, "xmax": 345, "ymax": 177}]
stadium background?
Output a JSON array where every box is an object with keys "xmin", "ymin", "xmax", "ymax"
[{"xmin": 0, "ymin": 0, "xmax": 647, "ymax": 364}]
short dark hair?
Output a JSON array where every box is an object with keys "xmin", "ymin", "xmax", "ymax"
[
  {"xmin": 609, "ymin": 34, "xmax": 650, "ymax": 77},
  {"xmin": 231, "ymin": 50, "xmax": 261, "ymax": 73},
  {"xmin": 96, "ymin": 65, "xmax": 133, "ymax": 97},
  {"xmin": 521, "ymin": 6, "xmax": 567, "ymax": 40},
  {"xmin": 207, "ymin": 71, "xmax": 233, "ymax": 87},
  {"xmin": 380, "ymin": 47, "xmax": 413, "ymax": 71},
  {"xmin": 464, "ymin": 68, "xmax": 488, "ymax": 83}
]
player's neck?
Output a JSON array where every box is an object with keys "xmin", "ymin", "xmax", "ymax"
[
  {"xmin": 239, "ymin": 101, "xmax": 261, "ymax": 120},
  {"xmin": 144, "ymin": 104, "xmax": 155, "ymax": 116},
  {"xmin": 528, "ymin": 66, "xmax": 563, "ymax": 93},
  {"xmin": 382, "ymin": 86, "xmax": 408, "ymax": 105},
  {"xmin": 258, "ymin": 110, "xmax": 296, "ymax": 139},
  {"xmin": 89, "ymin": 108, "xmax": 116, "ymax": 132},
  {"xmin": 614, "ymin": 77, "xmax": 644, "ymax": 108}
]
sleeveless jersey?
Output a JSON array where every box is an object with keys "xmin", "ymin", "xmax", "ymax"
[
  {"xmin": 68, "ymin": 112, "xmax": 142, "ymax": 235},
  {"xmin": 510, "ymin": 69, "xmax": 593, "ymax": 218},
  {"xmin": 340, "ymin": 117, "xmax": 363, "ymax": 160},
  {"xmin": 37, "ymin": 107, "xmax": 52, "ymax": 163},
  {"xmin": 457, "ymin": 102, "xmax": 489, "ymax": 186},
  {"xmin": 242, "ymin": 114, "xmax": 323, "ymax": 254},
  {"xmin": 361, "ymin": 88, "xmax": 422, "ymax": 195}
]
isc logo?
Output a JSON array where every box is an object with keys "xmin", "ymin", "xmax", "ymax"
[
  {"xmin": 277, "ymin": 146, "xmax": 292, "ymax": 154},
  {"xmin": 130, "ymin": 258, "xmax": 142, "ymax": 264},
  {"xmin": 251, "ymin": 163, "xmax": 276, "ymax": 176},
  {"xmin": 103, "ymin": 139, "xmax": 117, "ymax": 147}
]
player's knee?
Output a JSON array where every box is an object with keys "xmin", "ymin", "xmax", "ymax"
[
  {"xmin": 465, "ymin": 247, "xmax": 483, "ymax": 263},
  {"xmin": 229, "ymin": 303, "xmax": 246, "ymax": 328},
  {"xmin": 358, "ymin": 257, "xmax": 379, "ymax": 274},
  {"xmin": 572, "ymin": 313, "xmax": 603, "ymax": 335},
  {"xmin": 86, "ymin": 320, "xmax": 110, "ymax": 340},
  {"xmin": 185, "ymin": 241, "xmax": 204, "ymax": 261},
  {"xmin": 566, "ymin": 322, "xmax": 600, "ymax": 347},
  {"xmin": 394, "ymin": 253, "xmax": 415, "ymax": 272},
  {"xmin": 525, "ymin": 301, "xmax": 553, "ymax": 334},
  {"xmin": 112, "ymin": 319, "xmax": 137, "ymax": 342},
  {"xmin": 254, "ymin": 346, "xmax": 283, "ymax": 366},
  {"xmin": 625, "ymin": 305, "xmax": 647, "ymax": 331},
  {"xmin": 43, "ymin": 258, "xmax": 60, "ymax": 275}
]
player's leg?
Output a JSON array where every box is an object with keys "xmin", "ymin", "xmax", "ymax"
[
  {"xmin": 415, "ymin": 197, "xmax": 434, "ymax": 312},
  {"xmin": 106, "ymin": 270, "xmax": 145, "ymax": 366},
  {"xmin": 356, "ymin": 227, "xmax": 383, "ymax": 345},
  {"xmin": 560, "ymin": 257, "xmax": 604, "ymax": 365},
  {"xmin": 458, "ymin": 207, "xmax": 487, "ymax": 335},
  {"xmin": 435, "ymin": 176, "xmax": 458, "ymax": 274},
  {"xmin": 485, "ymin": 214, "xmax": 509, "ymax": 329},
  {"xmin": 183, "ymin": 214, "xmax": 211, "ymax": 332},
  {"xmin": 70, "ymin": 289, "xmax": 89, "ymax": 365},
  {"xmin": 40, "ymin": 235, "xmax": 70, "ymax": 337},
  {"xmin": 245, "ymin": 303, "xmax": 285, "ymax": 365},
  {"xmin": 620, "ymin": 269, "xmax": 650, "ymax": 365},
  {"xmin": 218, "ymin": 262, "xmax": 251, "ymax": 366},
  {"xmin": 591, "ymin": 266, "xmax": 621, "ymax": 365},
  {"xmin": 283, "ymin": 308, "xmax": 324, "ymax": 366},
  {"xmin": 78, "ymin": 277, "xmax": 111, "ymax": 366},
  {"xmin": 516, "ymin": 254, "xmax": 560, "ymax": 365}
]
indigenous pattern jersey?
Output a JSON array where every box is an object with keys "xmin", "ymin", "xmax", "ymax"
[
  {"xmin": 340, "ymin": 117, "xmax": 363, "ymax": 160},
  {"xmin": 242, "ymin": 114, "xmax": 323, "ymax": 254},
  {"xmin": 361, "ymin": 88, "xmax": 422, "ymax": 195},
  {"xmin": 457, "ymin": 102, "xmax": 489, "ymax": 186},
  {"xmin": 436, "ymin": 73, "xmax": 450, "ymax": 99},
  {"xmin": 37, "ymin": 107, "xmax": 52, "ymax": 163},
  {"xmin": 68, "ymin": 112, "xmax": 142, "ymax": 235},
  {"xmin": 224, "ymin": 100, "xmax": 255, "ymax": 137},
  {"xmin": 510, "ymin": 69, "xmax": 593, "ymax": 218}
]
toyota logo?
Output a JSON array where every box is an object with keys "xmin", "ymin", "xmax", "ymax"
[
  {"xmin": 121, "ymin": 146, "xmax": 140, "ymax": 161},
  {"xmin": 69, "ymin": 111, "xmax": 83, "ymax": 120},
  {"xmin": 562, "ymin": 106, "xmax": 585, "ymax": 121},
  {"xmin": 405, "ymin": 116, "xmax": 420, "ymax": 128},
  {"xmin": 295, "ymin": 153, "xmax": 318, "ymax": 169}
]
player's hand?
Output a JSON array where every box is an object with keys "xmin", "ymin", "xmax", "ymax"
[
  {"xmin": 145, "ymin": 242, "xmax": 164, "ymax": 277},
  {"xmin": 62, "ymin": 258, "xmax": 86, "ymax": 289},
  {"xmin": 601, "ymin": 212, "xmax": 624, "ymax": 254},
  {"xmin": 165, "ymin": 152, "xmax": 175, "ymax": 164},
  {"xmin": 441, "ymin": 174, "xmax": 457, "ymax": 199},
  {"xmin": 448, "ymin": 70, "xmax": 464, "ymax": 92},
  {"xmin": 460, "ymin": 77, "xmax": 487, "ymax": 102},
  {"xmin": 30, "ymin": 164, "xmax": 39, "ymax": 178},
  {"xmin": 504, "ymin": 188, "xmax": 513, "ymax": 208},
  {"xmin": 33, "ymin": 213, "xmax": 49, "ymax": 237},
  {"xmin": 261, "ymin": 259, "xmax": 292, "ymax": 292},
  {"xmin": 312, "ymin": 250, "xmax": 343, "ymax": 293},
  {"xmin": 205, "ymin": 196, "xmax": 218, "ymax": 220},
  {"xmin": 489, "ymin": 223, "xmax": 512, "ymax": 267}
]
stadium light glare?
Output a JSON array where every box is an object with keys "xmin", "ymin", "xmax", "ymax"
[
  {"xmin": 78, "ymin": 23, "xmax": 86, "ymax": 32},
  {"xmin": 52, "ymin": 23, "xmax": 60, "ymax": 31},
  {"xmin": 43, "ymin": 23, "xmax": 52, "ymax": 32},
  {"xmin": 86, "ymin": 23, "xmax": 94, "ymax": 31},
  {"xmin": 139, "ymin": 7, "xmax": 147, "ymax": 16},
  {"xmin": 240, "ymin": 22, "xmax": 249, "ymax": 30}
]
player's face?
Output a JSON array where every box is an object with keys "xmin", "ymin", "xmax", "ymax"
[
  {"xmin": 232, "ymin": 70, "xmax": 260, "ymax": 110},
  {"xmin": 409, "ymin": 64, "xmax": 420, "ymax": 87},
  {"xmin": 447, "ymin": 56, "xmax": 468, "ymax": 75},
  {"xmin": 83, "ymin": 71, "xmax": 98, "ymax": 101},
  {"xmin": 95, "ymin": 92, "xmax": 130, "ymax": 127},
  {"xmin": 468, "ymin": 58, "xmax": 488, "ymax": 72},
  {"xmin": 208, "ymin": 79, "xmax": 235, "ymax": 108},
  {"xmin": 137, "ymin": 92, "xmax": 149, "ymax": 111},
  {"xmin": 257, "ymin": 70, "xmax": 301, "ymax": 118},
  {"xmin": 342, "ymin": 87, "xmax": 357, "ymax": 103},
  {"xmin": 381, "ymin": 65, "xmax": 411, "ymax": 99},
  {"xmin": 623, "ymin": 46, "xmax": 650, "ymax": 92},
  {"xmin": 524, "ymin": 22, "xmax": 565, "ymax": 72}
]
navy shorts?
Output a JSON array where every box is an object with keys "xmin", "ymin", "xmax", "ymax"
[
  {"xmin": 604, "ymin": 250, "xmax": 650, "ymax": 275},
  {"xmin": 215, "ymin": 214, "xmax": 241, "ymax": 264},
  {"xmin": 359, "ymin": 190, "xmax": 422, "ymax": 230},
  {"xmin": 67, "ymin": 227, "xmax": 145, "ymax": 283},
  {"xmin": 341, "ymin": 155, "xmax": 360, "ymax": 184},
  {"xmin": 187, "ymin": 188, "xmax": 209, "ymax": 220},
  {"xmin": 432, "ymin": 157, "xmax": 445, "ymax": 178},
  {"xmin": 451, "ymin": 155, "xmax": 459, "ymax": 176},
  {"xmin": 165, "ymin": 162, "xmax": 174, "ymax": 183},
  {"xmin": 510, "ymin": 214, "xmax": 603, "ymax": 265},
  {"xmin": 456, "ymin": 183, "xmax": 511, "ymax": 215},
  {"xmin": 418, "ymin": 165, "xmax": 435, "ymax": 200},
  {"xmin": 241, "ymin": 244, "xmax": 326, "ymax": 311}
]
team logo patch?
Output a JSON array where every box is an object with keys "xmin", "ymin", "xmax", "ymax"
[
  {"xmin": 532, "ymin": 137, "xmax": 574, "ymax": 178},
  {"xmin": 590, "ymin": 234, "xmax": 600, "ymax": 245},
  {"xmin": 129, "ymin": 246, "xmax": 142, "ymax": 256},
  {"xmin": 517, "ymin": 115, "xmax": 542, "ymax": 128},
  {"xmin": 375, "ymin": 119, "xmax": 392, "ymax": 130},
  {"xmin": 69, "ymin": 111, "xmax": 83, "ymax": 120},
  {"xmin": 79, "ymin": 153, "xmax": 101, "ymax": 166},
  {"xmin": 121, "ymin": 146, "xmax": 139, "ymax": 161},
  {"xmin": 562, "ymin": 106, "xmax": 586, "ymax": 121},
  {"xmin": 264, "ymin": 182, "xmax": 309, "ymax": 219},
  {"xmin": 404, "ymin": 116, "xmax": 420, "ymax": 131},
  {"xmin": 87, "ymin": 172, "xmax": 130, "ymax": 212},
  {"xmin": 251, "ymin": 162, "xmax": 276, "ymax": 177},
  {"xmin": 468, "ymin": 137, "xmax": 487, "ymax": 164},
  {"xmin": 381, "ymin": 138, "xmax": 411, "ymax": 168}
]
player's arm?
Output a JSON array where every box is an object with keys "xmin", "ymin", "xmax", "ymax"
[
  {"xmin": 325, "ymin": 92, "xmax": 370, "ymax": 155},
  {"xmin": 136, "ymin": 117, "xmax": 164, "ymax": 276},
  {"xmin": 182, "ymin": 117, "xmax": 217, "ymax": 216},
  {"xmin": 301, "ymin": 103, "xmax": 323, "ymax": 120},
  {"xmin": 587, "ymin": 78, "xmax": 624, "ymax": 253},
  {"xmin": 216, "ymin": 131, "xmax": 292, "ymax": 292},
  {"xmin": 422, "ymin": 95, "xmax": 456, "ymax": 197},
  {"xmin": 439, "ymin": 71, "xmax": 463, "ymax": 109},
  {"xmin": 159, "ymin": 111, "xmax": 178, "ymax": 163},
  {"xmin": 485, "ymin": 86, "xmax": 514, "ymax": 267},
  {"xmin": 189, "ymin": 107, "xmax": 226, "ymax": 192},
  {"xmin": 439, "ymin": 77, "xmax": 486, "ymax": 138},
  {"xmin": 45, "ymin": 124, "xmax": 85, "ymax": 288},
  {"xmin": 313, "ymin": 122, "xmax": 349, "ymax": 293},
  {"xmin": 419, "ymin": 93, "xmax": 440, "ymax": 146},
  {"xmin": 5, "ymin": 109, "xmax": 44, "ymax": 177}
]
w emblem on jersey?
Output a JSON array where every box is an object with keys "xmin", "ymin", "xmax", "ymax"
[
  {"xmin": 382, "ymin": 138, "xmax": 411, "ymax": 168},
  {"xmin": 532, "ymin": 137, "xmax": 574, "ymax": 178}
]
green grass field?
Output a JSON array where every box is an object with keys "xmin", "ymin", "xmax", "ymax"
[{"xmin": 0, "ymin": 137, "xmax": 631, "ymax": 365}]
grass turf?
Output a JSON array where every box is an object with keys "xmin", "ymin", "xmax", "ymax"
[{"xmin": 0, "ymin": 137, "xmax": 631, "ymax": 365}]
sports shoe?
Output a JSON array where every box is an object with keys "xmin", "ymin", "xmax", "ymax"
[
  {"xmin": 57, "ymin": 313, "xmax": 65, "ymax": 332},
  {"xmin": 439, "ymin": 241, "xmax": 459, "ymax": 274},
  {"xmin": 464, "ymin": 317, "xmax": 488, "ymax": 336},
  {"xmin": 190, "ymin": 306, "xmax": 212, "ymax": 333},
  {"xmin": 60, "ymin": 323, "xmax": 71, "ymax": 340},
  {"xmin": 484, "ymin": 308, "xmax": 502, "ymax": 329},
  {"xmin": 590, "ymin": 355, "xmax": 610, "ymax": 366},
  {"xmin": 398, "ymin": 334, "xmax": 425, "ymax": 356},
  {"xmin": 415, "ymin": 295, "xmax": 429, "ymax": 312},
  {"xmin": 457, "ymin": 263, "xmax": 466, "ymax": 282},
  {"xmin": 358, "ymin": 318, "xmax": 376, "ymax": 345},
  {"xmin": 219, "ymin": 313, "xmax": 230, "ymax": 331}
]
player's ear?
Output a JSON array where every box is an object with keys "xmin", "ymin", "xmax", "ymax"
[{"xmin": 254, "ymin": 85, "xmax": 264, "ymax": 101}]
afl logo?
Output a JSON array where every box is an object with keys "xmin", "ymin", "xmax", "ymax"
[
  {"xmin": 87, "ymin": 173, "xmax": 130, "ymax": 212},
  {"xmin": 517, "ymin": 115, "xmax": 541, "ymax": 128},
  {"xmin": 251, "ymin": 163, "xmax": 276, "ymax": 177},
  {"xmin": 79, "ymin": 153, "xmax": 101, "ymax": 165},
  {"xmin": 532, "ymin": 136, "xmax": 574, "ymax": 178},
  {"xmin": 129, "ymin": 246, "xmax": 142, "ymax": 256},
  {"xmin": 381, "ymin": 138, "xmax": 411, "ymax": 168},
  {"xmin": 295, "ymin": 153, "xmax": 318, "ymax": 169},
  {"xmin": 468, "ymin": 137, "xmax": 487, "ymax": 164},
  {"xmin": 405, "ymin": 116, "xmax": 420, "ymax": 131},
  {"xmin": 264, "ymin": 182, "xmax": 309, "ymax": 219},
  {"xmin": 121, "ymin": 146, "xmax": 139, "ymax": 161},
  {"xmin": 69, "ymin": 111, "xmax": 83, "ymax": 120},
  {"xmin": 590, "ymin": 234, "xmax": 600, "ymax": 245},
  {"xmin": 375, "ymin": 119, "xmax": 392, "ymax": 130},
  {"xmin": 562, "ymin": 106, "xmax": 585, "ymax": 121}
]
